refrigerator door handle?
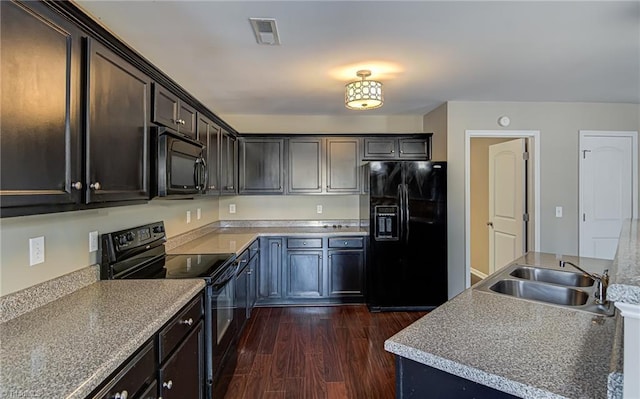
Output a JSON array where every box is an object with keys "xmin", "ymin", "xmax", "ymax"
[
  {"xmin": 404, "ymin": 184, "xmax": 410, "ymax": 243},
  {"xmin": 398, "ymin": 183, "xmax": 404, "ymax": 241}
]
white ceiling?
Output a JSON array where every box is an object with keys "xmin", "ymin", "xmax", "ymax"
[{"xmin": 75, "ymin": 1, "xmax": 640, "ymax": 117}]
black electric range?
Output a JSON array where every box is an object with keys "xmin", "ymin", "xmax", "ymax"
[{"xmin": 100, "ymin": 221, "xmax": 238, "ymax": 399}]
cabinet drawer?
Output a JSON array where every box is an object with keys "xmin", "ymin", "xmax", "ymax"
[
  {"xmin": 91, "ymin": 340, "xmax": 155, "ymax": 399},
  {"xmin": 328, "ymin": 237, "xmax": 364, "ymax": 249},
  {"xmin": 159, "ymin": 294, "xmax": 203, "ymax": 363},
  {"xmin": 287, "ymin": 238, "xmax": 323, "ymax": 249}
]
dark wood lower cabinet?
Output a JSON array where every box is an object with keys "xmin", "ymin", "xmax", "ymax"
[
  {"xmin": 286, "ymin": 250, "xmax": 324, "ymax": 298},
  {"xmin": 159, "ymin": 321, "xmax": 204, "ymax": 399},
  {"xmin": 395, "ymin": 356, "xmax": 518, "ymax": 399},
  {"xmin": 329, "ymin": 249, "xmax": 365, "ymax": 297}
]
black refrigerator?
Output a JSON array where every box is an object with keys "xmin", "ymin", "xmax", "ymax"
[{"xmin": 365, "ymin": 161, "xmax": 447, "ymax": 311}]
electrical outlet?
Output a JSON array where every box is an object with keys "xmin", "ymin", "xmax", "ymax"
[
  {"xmin": 196, "ymin": 208, "xmax": 202, "ymax": 220},
  {"xmin": 555, "ymin": 206, "xmax": 563, "ymax": 218},
  {"xmin": 186, "ymin": 210, "xmax": 191, "ymax": 223},
  {"xmin": 317, "ymin": 205, "xmax": 323, "ymax": 214},
  {"xmin": 89, "ymin": 231, "xmax": 99, "ymax": 253},
  {"xmin": 29, "ymin": 236, "xmax": 45, "ymax": 266},
  {"xmin": 229, "ymin": 204, "xmax": 236, "ymax": 214}
]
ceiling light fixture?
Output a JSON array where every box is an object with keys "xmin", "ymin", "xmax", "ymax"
[{"xmin": 345, "ymin": 70, "xmax": 383, "ymax": 110}]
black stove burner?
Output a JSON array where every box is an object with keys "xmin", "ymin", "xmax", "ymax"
[{"xmin": 164, "ymin": 254, "xmax": 236, "ymax": 280}]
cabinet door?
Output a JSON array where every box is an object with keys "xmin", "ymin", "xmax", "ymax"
[
  {"xmin": 259, "ymin": 238, "xmax": 283, "ymax": 299},
  {"xmin": 220, "ymin": 130, "xmax": 237, "ymax": 194},
  {"xmin": 235, "ymin": 263, "xmax": 249, "ymax": 334},
  {"xmin": 86, "ymin": 38, "xmax": 151, "ymax": 203},
  {"xmin": 328, "ymin": 250, "xmax": 365, "ymax": 297},
  {"xmin": 178, "ymin": 101, "xmax": 197, "ymax": 139},
  {"xmin": 239, "ymin": 138, "xmax": 285, "ymax": 194},
  {"xmin": 198, "ymin": 115, "xmax": 219, "ymax": 194},
  {"xmin": 159, "ymin": 321, "xmax": 204, "ymax": 399},
  {"xmin": 399, "ymin": 138, "xmax": 430, "ymax": 159},
  {"xmin": 1, "ymin": 1, "xmax": 82, "ymax": 209},
  {"xmin": 152, "ymin": 83, "xmax": 178, "ymax": 131},
  {"xmin": 288, "ymin": 138, "xmax": 323, "ymax": 193},
  {"xmin": 363, "ymin": 138, "xmax": 397, "ymax": 159},
  {"xmin": 326, "ymin": 138, "xmax": 360, "ymax": 193},
  {"xmin": 286, "ymin": 250, "xmax": 324, "ymax": 298}
]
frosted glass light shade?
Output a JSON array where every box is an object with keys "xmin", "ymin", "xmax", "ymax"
[{"xmin": 345, "ymin": 77, "xmax": 383, "ymax": 110}]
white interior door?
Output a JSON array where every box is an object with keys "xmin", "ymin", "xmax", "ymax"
[
  {"xmin": 580, "ymin": 132, "xmax": 637, "ymax": 259},
  {"xmin": 489, "ymin": 138, "xmax": 526, "ymax": 273}
]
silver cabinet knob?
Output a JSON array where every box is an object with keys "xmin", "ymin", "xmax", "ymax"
[
  {"xmin": 175, "ymin": 119, "xmax": 185, "ymax": 125},
  {"xmin": 72, "ymin": 182, "xmax": 83, "ymax": 190},
  {"xmin": 400, "ymin": 150, "xmax": 404, "ymax": 153},
  {"xmin": 210, "ymin": 185, "xmax": 216, "ymax": 189},
  {"xmin": 163, "ymin": 380, "xmax": 173, "ymax": 390},
  {"xmin": 180, "ymin": 318, "xmax": 193, "ymax": 326},
  {"xmin": 114, "ymin": 390, "xmax": 128, "ymax": 399},
  {"xmin": 344, "ymin": 241, "xmax": 348, "ymax": 245},
  {"xmin": 391, "ymin": 150, "xmax": 394, "ymax": 153},
  {"xmin": 90, "ymin": 182, "xmax": 101, "ymax": 190},
  {"xmin": 227, "ymin": 185, "xmax": 234, "ymax": 190}
]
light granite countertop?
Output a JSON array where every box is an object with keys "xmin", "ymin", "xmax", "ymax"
[
  {"xmin": 0, "ymin": 279, "xmax": 205, "ymax": 399},
  {"xmin": 167, "ymin": 225, "xmax": 368, "ymax": 256},
  {"xmin": 608, "ymin": 219, "xmax": 640, "ymax": 304},
  {"xmin": 385, "ymin": 252, "xmax": 618, "ymax": 399}
]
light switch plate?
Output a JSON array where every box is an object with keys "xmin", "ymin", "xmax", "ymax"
[
  {"xmin": 29, "ymin": 236, "xmax": 45, "ymax": 266},
  {"xmin": 197, "ymin": 208, "xmax": 202, "ymax": 220},
  {"xmin": 555, "ymin": 206, "xmax": 563, "ymax": 218},
  {"xmin": 89, "ymin": 231, "xmax": 99, "ymax": 252},
  {"xmin": 317, "ymin": 205, "xmax": 323, "ymax": 214},
  {"xmin": 229, "ymin": 204, "xmax": 236, "ymax": 214},
  {"xmin": 186, "ymin": 210, "xmax": 191, "ymax": 223}
]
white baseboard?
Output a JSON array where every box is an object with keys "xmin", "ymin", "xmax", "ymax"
[{"xmin": 471, "ymin": 268, "xmax": 488, "ymax": 279}]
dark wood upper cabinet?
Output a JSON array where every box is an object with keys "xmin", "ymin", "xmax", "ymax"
[
  {"xmin": 197, "ymin": 115, "xmax": 220, "ymax": 194},
  {"xmin": 326, "ymin": 138, "xmax": 361, "ymax": 193},
  {"xmin": 85, "ymin": 38, "xmax": 151, "ymax": 203},
  {"xmin": 0, "ymin": 1, "xmax": 83, "ymax": 210},
  {"xmin": 220, "ymin": 130, "xmax": 237, "ymax": 195},
  {"xmin": 288, "ymin": 138, "xmax": 323, "ymax": 194},
  {"xmin": 239, "ymin": 138, "xmax": 285, "ymax": 194},
  {"xmin": 152, "ymin": 83, "xmax": 197, "ymax": 139},
  {"xmin": 363, "ymin": 136, "xmax": 431, "ymax": 160}
]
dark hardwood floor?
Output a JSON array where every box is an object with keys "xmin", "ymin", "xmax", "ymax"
[{"xmin": 224, "ymin": 305, "xmax": 427, "ymax": 399}]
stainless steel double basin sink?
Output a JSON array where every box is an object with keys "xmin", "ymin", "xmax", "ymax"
[{"xmin": 474, "ymin": 264, "xmax": 614, "ymax": 316}]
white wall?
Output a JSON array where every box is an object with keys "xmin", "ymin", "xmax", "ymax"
[
  {"xmin": 444, "ymin": 101, "xmax": 640, "ymax": 297},
  {"xmin": 218, "ymin": 195, "xmax": 360, "ymax": 220},
  {"xmin": 423, "ymin": 102, "xmax": 448, "ymax": 161},
  {"xmin": 0, "ymin": 197, "xmax": 219, "ymax": 295},
  {"xmin": 223, "ymin": 114, "xmax": 423, "ymax": 134}
]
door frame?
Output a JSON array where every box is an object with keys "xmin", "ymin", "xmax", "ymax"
[
  {"xmin": 464, "ymin": 130, "xmax": 541, "ymax": 288},
  {"xmin": 578, "ymin": 130, "xmax": 639, "ymax": 257}
]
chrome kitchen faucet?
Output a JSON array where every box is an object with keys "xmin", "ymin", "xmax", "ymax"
[{"xmin": 559, "ymin": 260, "xmax": 609, "ymax": 304}]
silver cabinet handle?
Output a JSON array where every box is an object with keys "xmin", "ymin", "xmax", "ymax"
[
  {"xmin": 90, "ymin": 182, "xmax": 101, "ymax": 190},
  {"xmin": 114, "ymin": 390, "xmax": 128, "ymax": 399},
  {"xmin": 72, "ymin": 182, "xmax": 83, "ymax": 190},
  {"xmin": 179, "ymin": 318, "xmax": 193, "ymax": 326},
  {"xmin": 163, "ymin": 380, "xmax": 173, "ymax": 390}
]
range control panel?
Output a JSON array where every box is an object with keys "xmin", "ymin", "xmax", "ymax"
[{"xmin": 101, "ymin": 221, "xmax": 167, "ymax": 266}]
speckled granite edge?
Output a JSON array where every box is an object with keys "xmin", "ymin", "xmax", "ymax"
[
  {"xmin": 165, "ymin": 222, "xmax": 222, "ymax": 251},
  {"xmin": 218, "ymin": 219, "xmax": 361, "ymax": 228},
  {"xmin": 384, "ymin": 340, "xmax": 564, "ymax": 399},
  {"xmin": 608, "ymin": 220, "xmax": 640, "ymax": 304},
  {"xmin": 0, "ymin": 265, "xmax": 99, "ymax": 323},
  {"xmin": 607, "ymin": 314, "xmax": 625, "ymax": 399}
]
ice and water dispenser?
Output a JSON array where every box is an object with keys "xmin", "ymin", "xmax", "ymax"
[{"xmin": 374, "ymin": 205, "xmax": 399, "ymax": 240}]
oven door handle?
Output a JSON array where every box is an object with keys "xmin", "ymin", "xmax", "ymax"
[{"xmin": 212, "ymin": 263, "xmax": 238, "ymax": 290}]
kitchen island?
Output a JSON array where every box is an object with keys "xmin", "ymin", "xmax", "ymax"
[{"xmin": 385, "ymin": 252, "xmax": 621, "ymax": 399}]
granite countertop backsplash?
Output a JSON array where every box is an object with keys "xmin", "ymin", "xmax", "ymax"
[
  {"xmin": 0, "ymin": 279, "xmax": 205, "ymax": 399},
  {"xmin": 167, "ymin": 219, "xmax": 368, "ymax": 255}
]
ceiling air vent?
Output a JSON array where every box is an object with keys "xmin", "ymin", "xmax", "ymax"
[{"xmin": 249, "ymin": 18, "xmax": 280, "ymax": 45}]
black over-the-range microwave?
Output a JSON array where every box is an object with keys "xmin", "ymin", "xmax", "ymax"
[{"xmin": 153, "ymin": 127, "xmax": 207, "ymax": 198}]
